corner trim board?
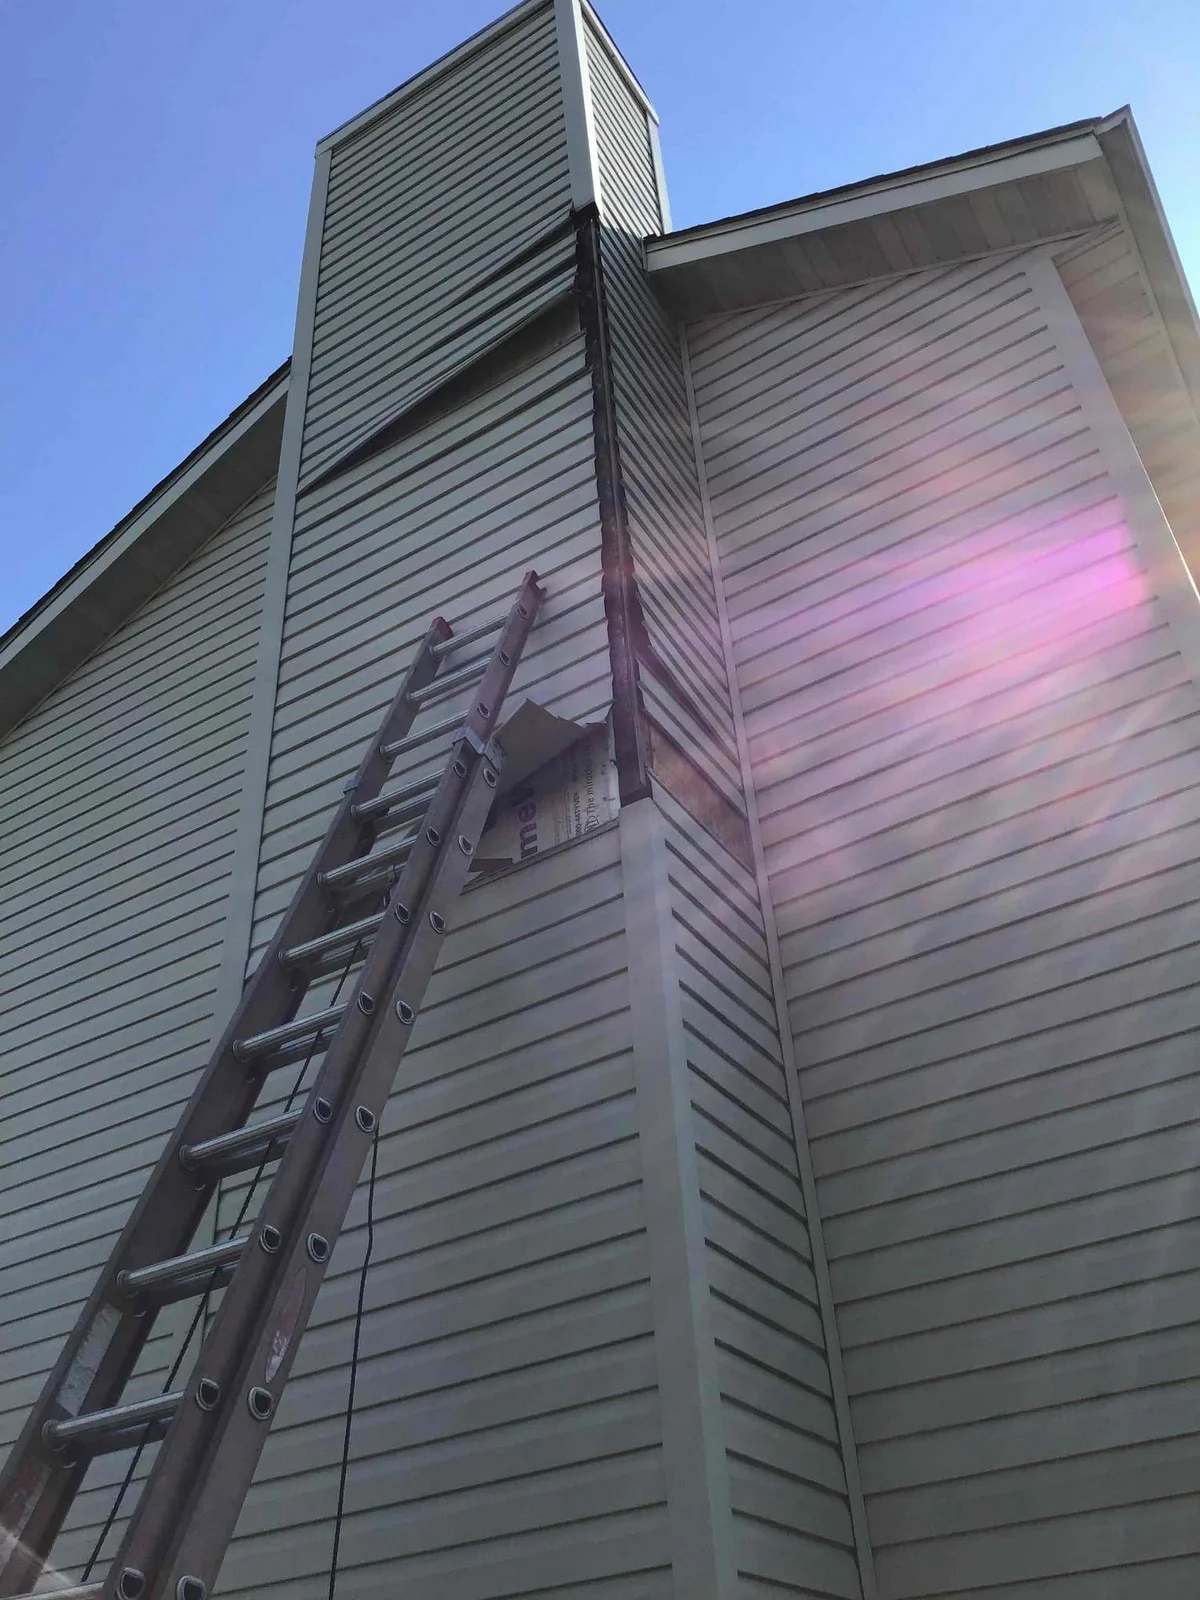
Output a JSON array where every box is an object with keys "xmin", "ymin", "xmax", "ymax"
[
  {"xmin": 1024, "ymin": 249, "xmax": 1200, "ymax": 693},
  {"xmin": 554, "ymin": 0, "xmax": 601, "ymax": 209},
  {"xmin": 619, "ymin": 797, "xmax": 739, "ymax": 1600},
  {"xmin": 574, "ymin": 202, "xmax": 653, "ymax": 804},
  {"xmin": 212, "ymin": 145, "xmax": 333, "ymax": 1024},
  {"xmin": 679, "ymin": 324, "xmax": 880, "ymax": 1600}
]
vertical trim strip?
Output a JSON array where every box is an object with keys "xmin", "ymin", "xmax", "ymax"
[
  {"xmin": 212, "ymin": 146, "xmax": 333, "ymax": 1022},
  {"xmin": 647, "ymin": 119, "xmax": 672, "ymax": 234},
  {"xmin": 575, "ymin": 203, "xmax": 653, "ymax": 803},
  {"xmin": 1025, "ymin": 250, "xmax": 1200, "ymax": 689},
  {"xmin": 679, "ymin": 326, "xmax": 879, "ymax": 1600},
  {"xmin": 554, "ymin": 0, "xmax": 601, "ymax": 209},
  {"xmin": 620, "ymin": 796, "xmax": 738, "ymax": 1600}
]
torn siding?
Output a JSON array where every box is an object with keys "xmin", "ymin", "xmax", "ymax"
[
  {"xmin": 584, "ymin": 19, "xmax": 743, "ymax": 810},
  {"xmin": 690, "ymin": 252, "xmax": 1200, "ymax": 1594}
]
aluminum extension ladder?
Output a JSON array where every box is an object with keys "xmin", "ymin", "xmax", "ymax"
[{"xmin": 0, "ymin": 571, "xmax": 545, "ymax": 1600}]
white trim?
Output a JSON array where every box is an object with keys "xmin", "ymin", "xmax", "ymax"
[
  {"xmin": 1024, "ymin": 250, "xmax": 1200, "ymax": 692},
  {"xmin": 679, "ymin": 326, "xmax": 880, "ymax": 1599},
  {"xmin": 212, "ymin": 146, "xmax": 333, "ymax": 1022},
  {"xmin": 554, "ymin": 0, "xmax": 601, "ymax": 210},
  {"xmin": 619, "ymin": 796, "xmax": 739, "ymax": 1600},
  {"xmin": 647, "ymin": 117, "xmax": 672, "ymax": 234},
  {"xmin": 648, "ymin": 130, "xmax": 1105, "ymax": 271},
  {"xmin": 318, "ymin": 0, "xmax": 550, "ymax": 153},
  {"xmin": 579, "ymin": 0, "xmax": 658, "ymax": 123},
  {"xmin": 0, "ymin": 375, "xmax": 285, "ymax": 676}
]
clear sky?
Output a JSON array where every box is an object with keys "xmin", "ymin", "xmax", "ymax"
[{"xmin": 2, "ymin": 0, "xmax": 1197, "ymax": 635}]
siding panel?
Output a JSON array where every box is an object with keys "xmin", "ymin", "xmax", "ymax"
[
  {"xmin": 656, "ymin": 785, "xmax": 859, "ymax": 1597},
  {"xmin": 0, "ymin": 478, "xmax": 276, "ymax": 1563},
  {"xmin": 585, "ymin": 22, "xmax": 742, "ymax": 807},
  {"xmin": 690, "ymin": 254, "xmax": 1200, "ymax": 1595}
]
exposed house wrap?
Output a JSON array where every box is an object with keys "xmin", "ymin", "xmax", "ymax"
[{"xmin": 3, "ymin": 3, "xmax": 1200, "ymax": 1597}]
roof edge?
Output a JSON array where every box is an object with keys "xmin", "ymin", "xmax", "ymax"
[
  {"xmin": 647, "ymin": 116, "xmax": 1106, "ymax": 269},
  {"xmin": 0, "ymin": 363, "xmax": 289, "ymax": 743}
]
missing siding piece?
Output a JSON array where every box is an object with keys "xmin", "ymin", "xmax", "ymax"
[
  {"xmin": 574, "ymin": 200, "xmax": 653, "ymax": 805},
  {"xmin": 646, "ymin": 721, "xmax": 752, "ymax": 869},
  {"xmin": 305, "ymin": 295, "xmax": 579, "ymax": 490}
]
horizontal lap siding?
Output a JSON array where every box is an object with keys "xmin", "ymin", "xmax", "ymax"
[
  {"xmin": 300, "ymin": 1, "xmax": 573, "ymax": 482},
  {"xmin": 224, "ymin": 826, "xmax": 670, "ymax": 1599},
  {"xmin": 656, "ymin": 786, "xmax": 859, "ymax": 1599},
  {"xmin": 584, "ymin": 24, "xmax": 742, "ymax": 807},
  {"xmin": 689, "ymin": 257, "xmax": 1200, "ymax": 1595},
  {"xmin": 249, "ymin": 330, "xmax": 610, "ymax": 964},
  {"xmin": 0, "ymin": 481, "xmax": 275, "ymax": 1561}
]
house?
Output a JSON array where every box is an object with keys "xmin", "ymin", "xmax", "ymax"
[{"xmin": 3, "ymin": 2, "xmax": 1199, "ymax": 1595}]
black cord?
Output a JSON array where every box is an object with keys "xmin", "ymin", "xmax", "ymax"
[
  {"xmin": 327, "ymin": 1122, "xmax": 379, "ymax": 1600},
  {"xmin": 80, "ymin": 931, "xmax": 369, "ymax": 1583}
]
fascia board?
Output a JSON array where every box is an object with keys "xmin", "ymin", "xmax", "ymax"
[
  {"xmin": 0, "ymin": 372, "xmax": 287, "ymax": 739},
  {"xmin": 1097, "ymin": 109, "xmax": 1200, "ymax": 419},
  {"xmin": 317, "ymin": 0, "xmax": 552, "ymax": 154},
  {"xmin": 578, "ymin": 0, "xmax": 659, "ymax": 123},
  {"xmin": 646, "ymin": 129, "xmax": 1105, "ymax": 272}
]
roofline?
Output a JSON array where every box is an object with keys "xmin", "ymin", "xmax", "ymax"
[
  {"xmin": 646, "ymin": 105, "xmax": 1200, "ymax": 426},
  {"xmin": 0, "ymin": 363, "xmax": 289, "ymax": 742},
  {"xmin": 317, "ymin": 0, "xmax": 552, "ymax": 153},
  {"xmin": 646, "ymin": 115, "xmax": 1106, "ymax": 269}
]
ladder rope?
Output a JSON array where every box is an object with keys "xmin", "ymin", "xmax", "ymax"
[
  {"xmin": 81, "ymin": 930, "xmax": 372, "ymax": 1585},
  {"xmin": 327, "ymin": 1123, "xmax": 379, "ymax": 1600}
]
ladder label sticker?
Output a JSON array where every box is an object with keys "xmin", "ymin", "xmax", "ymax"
[{"xmin": 265, "ymin": 1268, "xmax": 307, "ymax": 1384}]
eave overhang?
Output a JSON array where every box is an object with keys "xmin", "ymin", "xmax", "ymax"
[
  {"xmin": 646, "ymin": 110, "xmax": 1200, "ymax": 420},
  {"xmin": 0, "ymin": 363, "xmax": 288, "ymax": 743}
]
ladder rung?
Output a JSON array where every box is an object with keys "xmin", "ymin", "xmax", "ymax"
[
  {"xmin": 319, "ymin": 832, "xmax": 416, "ymax": 892},
  {"xmin": 432, "ymin": 610, "xmax": 505, "ymax": 657},
  {"xmin": 379, "ymin": 708, "xmax": 461, "ymax": 760},
  {"xmin": 407, "ymin": 655, "xmax": 487, "ymax": 707},
  {"xmin": 180, "ymin": 1109, "xmax": 304, "ymax": 1175},
  {"xmin": 44, "ymin": 1393, "xmax": 181, "ymax": 1449},
  {"xmin": 118, "ymin": 1236, "xmax": 247, "ymax": 1300},
  {"xmin": 280, "ymin": 912, "xmax": 384, "ymax": 969},
  {"xmin": 352, "ymin": 776, "xmax": 437, "ymax": 823},
  {"xmin": 233, "ymin": 1003, "xmax": 345, "ymax": 1064}
]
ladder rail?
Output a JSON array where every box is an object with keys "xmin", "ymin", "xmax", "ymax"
[
  {"xmin": 111, "ymin": 572, "xmax": 543, "ymax": 1600},
  {"xmin": 0, "ymin": 612, "xmax": 454, "ymax": 1594},
  {"xmin": 0, "ymin": 574, "xmax": 544, "ymax": 1600}
]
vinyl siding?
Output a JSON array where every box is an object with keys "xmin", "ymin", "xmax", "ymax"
[
  {"xmin": 689, "ymin": 254, "xmax": 1200, "ymax": 1595},
  {"xmin": 249, "ymin": 327, "xmax": 611, "ymax": 967},
  {"xmin": 1055, "ymin": 223, "xmax": 1200, "ymax": 577},
  {"xmin": 584, "ymin": 22, "xmax": 742, "ymax": 808},
  {"xmin": 0, "ymin": 479, "xmax": 276, "ymax": 1568},
  {"xmin": 656, "ymin": 786, "xmax": 860, "ymax": 1600},
  {"xmin": 222, "ymin": 824, "xmax": 670, "ymax": 1599},
  {"xmin": 299, "ymin": 0, "xmax": 574, "ymax": 483}
]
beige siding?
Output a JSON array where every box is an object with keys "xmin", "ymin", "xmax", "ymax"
[
  {"xmin": 690, "ymin": 254, "xmax": 1200, "ymax": 1595},
  {"xmin": 0, "ymin": 479, "xmax": 276, "ymax": 1564},
  {"xmin": 657, "ymin": 786, "xmax": 860, "ymax": 1600},
  {"xmin": 585, "ymin": 21, "xmax": 742, "ymax": 807},
  {"xmin": 220, "ymin": 825, "xmax": 670, "ymax": 1599},
  {"xmin": 300, "ymin": 0, "xmax": 573, "ymax": 483}
]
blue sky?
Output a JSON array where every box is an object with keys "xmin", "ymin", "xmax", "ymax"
[{"xmin": 2, "ymin": 0, "xmax": 1197, "ymax": 635}]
